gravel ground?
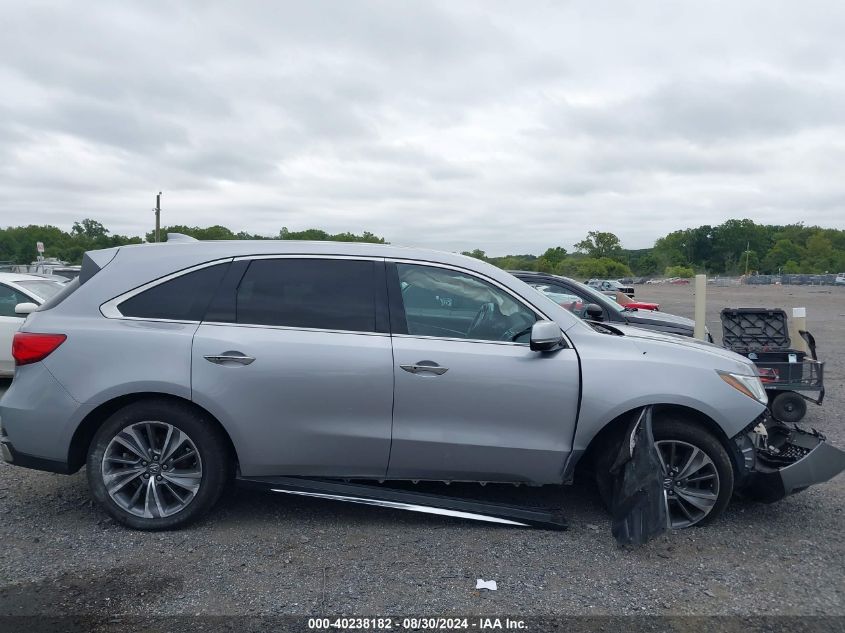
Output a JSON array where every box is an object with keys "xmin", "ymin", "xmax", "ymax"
[{"xmin": 0, "ymin": 284, "xmax": 843, "ymax": 619}]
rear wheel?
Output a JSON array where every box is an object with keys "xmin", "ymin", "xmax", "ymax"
[
  {"xmin": 594, "ymin": 415, "xmax": 734, "ymax": 529},
  {"xmin": 87, "ymin": 399, "xmax": 230, "ymax": 530},
  {"xmin": 770, "ymin": 391, "xmax": 807, "ymax": 424}
]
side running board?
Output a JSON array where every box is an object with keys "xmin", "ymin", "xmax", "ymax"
[{"xmin": 236, "ymin": 476, "xmax": 567, "ymax": 530}]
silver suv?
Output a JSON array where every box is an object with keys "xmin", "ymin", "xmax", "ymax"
[{"xmin": 1, "ymin": 240, "xmax": 843, "ymax": 531}]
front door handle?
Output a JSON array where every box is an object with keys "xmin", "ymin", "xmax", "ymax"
[
  {"xmin": 204, "ymin": 351, "xmax": 255, "ymax": 365},
  {"xmin": 400, "ymin": 362, "xmax": 448, "ymax": 375}
]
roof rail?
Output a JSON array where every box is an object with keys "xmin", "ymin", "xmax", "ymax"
[{"xmin": 166, "ymin": 233, "xmax": 198, "ymax": 243}]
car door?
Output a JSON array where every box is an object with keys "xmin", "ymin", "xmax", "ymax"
[
  {"xmin": 191, "ymin": 257, "xmax": 395, "ymax": 478},
  {"xmin": 0, "ymin": 284, "xmax": 31, "ymax": 374},
  {"xmin": 386, "ymin": 262, "xmax": 580, "ymax": 484}
]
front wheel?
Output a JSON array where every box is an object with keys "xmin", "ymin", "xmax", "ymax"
[
  {"xmin": 594, "ymin": 416, "xmax": 734, "ymax": 529},
  {"xmin": 87, "ymin": 399, "xmax": 230, "ymax": 530}
]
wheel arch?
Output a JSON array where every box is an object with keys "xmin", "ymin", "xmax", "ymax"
[
  {"xmin": 67, "ymin": 392, "xmax": 240, "ymax": 473},
  {"xmin": 576, "ymin": 403, "xmax": 744, "ymax": 478}
]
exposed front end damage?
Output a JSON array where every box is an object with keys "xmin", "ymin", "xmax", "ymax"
[{"xmin": 733, "ymin": 414, "xmax": 845, "ymax": 502}]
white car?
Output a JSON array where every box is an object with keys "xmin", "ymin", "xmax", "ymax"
[
  {"xmin": 836, "ymin": 273, "xmax": 845, "ymax": 286},
  {"xmin": 0, "ymin": 273, "xmax": 66, "ymax": 376}
]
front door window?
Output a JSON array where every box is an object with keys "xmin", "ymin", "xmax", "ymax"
[{"xmin": 396, "ymin": 264, "xmax": 537, "ymax": 343}]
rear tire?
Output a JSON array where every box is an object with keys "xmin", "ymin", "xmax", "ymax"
[
  {"xmin": 770, "ymin": 391, "xmax": 807, "ymax": 424},
  {"xmin": 87, "ymin": 399, "xmax": 230, "ymax": 530},
  {"xmin": 594, "ymin": 414, "xmax": 734, "ymax": 528}
]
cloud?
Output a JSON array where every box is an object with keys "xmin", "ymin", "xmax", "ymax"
[{"xmin": 1, "ymin": 0, "xmax": 844, "ymax": 254}]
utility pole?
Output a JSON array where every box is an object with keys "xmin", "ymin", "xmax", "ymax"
[
  {"xmin": 154, "ymin": 192, "xmax": 162, "ymax": 242},
  {"xmin": 744, "ymin": 241, "xmax": 751, "ymax": 276}
]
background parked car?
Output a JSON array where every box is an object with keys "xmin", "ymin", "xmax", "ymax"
[
  {"xmin": 585, "ymin": 279, "xmax": 635, "ymax": 297},
  {"xmin": 0, "ymin": 273, "xmax": 66, "ymax": 376},
  {"xmin": 513, "ymin": 271, "xmax": 708, "ymax": 340}
]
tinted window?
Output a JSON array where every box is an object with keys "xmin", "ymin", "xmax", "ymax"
[
  {"xmin": 396, "ymin": 264, "xmax": 537, "ymax": 343},
  {"xmin": 0, "ymin": 284, "xmax": 30, "ymax": 317},
  {"xmin": 119, "ymin": 263, "xmax": 229, "ymax": 321},
  {"xmin": 236, "ymin": 259, "xmax": 377, "ymax": 332}
]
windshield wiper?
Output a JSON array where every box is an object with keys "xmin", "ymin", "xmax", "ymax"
[{"xmin": 587, "ymin": 321, "xmax": 624, "ymax": 336}]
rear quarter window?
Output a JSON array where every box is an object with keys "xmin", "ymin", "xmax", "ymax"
[{"xmin": 117, "ymin": 262, "xmax": 230, "ymax": 321}]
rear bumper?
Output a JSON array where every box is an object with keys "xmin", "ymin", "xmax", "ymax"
[
  {"xmin": 0, "ymin": 437, "xmax": 72, "ymax": 474},
  {"xmin": 736, "ymin": 420, "xmax": 845, "ymax": 502},
  {"xmin": 0, "ymin": 362, "xmax": 87, "ymax": 473}
]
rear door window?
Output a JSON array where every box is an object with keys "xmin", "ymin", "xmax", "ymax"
[
  {"xmin": 117, "ymin": 262, "xmax": 230, "ymax": 321},
  {"xmin": 235, "ymin": 258, "xmax": 378, "ymax": 332}
]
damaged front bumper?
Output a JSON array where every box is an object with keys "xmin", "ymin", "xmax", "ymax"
[{"xmin": 734, "ymin": 416, "xmax": 845, "ymax": 503}]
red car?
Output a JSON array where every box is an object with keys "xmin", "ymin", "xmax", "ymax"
[
  {"xmin": 613, "ymin": 292, "xmax": 660, "ymax": 311},
  {"xmin": 624, "ymin": 300, "xmax": 660, "ymax": 311}
]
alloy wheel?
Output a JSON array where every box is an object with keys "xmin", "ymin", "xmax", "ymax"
[
  {"xmin": 101, "ymin": 421, "xmax": 203, "ymax": 518},
  {"xmin": 655, "ymin": 439, "xmax": 720, "ymax": 528}
]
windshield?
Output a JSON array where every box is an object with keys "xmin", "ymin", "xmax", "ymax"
[{"xmin": 15, "ymin": 279, "xmax": 66, "ymax": 301}]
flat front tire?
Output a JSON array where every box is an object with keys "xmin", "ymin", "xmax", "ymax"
[{"xmin": 87, "ymin": 399, "xmax": 230, "ymax": 530}]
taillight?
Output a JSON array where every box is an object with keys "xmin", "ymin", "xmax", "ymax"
[{"xmin": 11, "ymin": 333, "xmax": 67, "ymax": 366}]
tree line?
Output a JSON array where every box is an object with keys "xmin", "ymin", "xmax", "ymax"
[
  {"xmin": 0, "ymin": 220, "xmax": 386, "ymax": 267},
  {"xmin": 1, "ymin": 218, "xmax": 842, "ymax": 278},
  {"xmin": 464, "ymin": 221, "xmax": 845, "ymax": 278}
]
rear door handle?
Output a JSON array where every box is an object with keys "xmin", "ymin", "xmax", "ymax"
[
  {"xmin": 400, "ymin": 363, "xmax": 448, "ymax": 375},
  {"xmin": 204, "ymin": 352, "xmax": 255, "ymax": 365}
]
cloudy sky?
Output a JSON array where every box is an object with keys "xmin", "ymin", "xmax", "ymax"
[{"xmin": 2, "ymin": 1, "xmax": 844, "ymax": 255}]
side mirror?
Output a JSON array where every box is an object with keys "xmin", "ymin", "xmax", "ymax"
[
  {"xmin": 584, "ymin": 303, "xmax": 604, "ymax": 321},
  {"xmin": 14, "ymin": 302, "xmax": 38, "ymax": 316},
  {"xmin": 530, "ymin": 320, "xmax": 564, "ymax": 352}
]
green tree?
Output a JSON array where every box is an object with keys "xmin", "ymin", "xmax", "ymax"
[
  {"xmin": 801, "ymin": 232, "xmax": 837, "ymax": 272},
  {"xmin": 665, "ymin": 265, "xmax": 695, "ymax": 278},
  {"xmin": 540, "ymin": 246, "xmax": 568, "ymax": 266},
  {"xmin": 279, "ymin": 227, "xmax": 385, "ymax": 243},
  {"xmin": 574, "ymin": 231, "xmax": 623, "ymax": 259},
  {"xmin": 633, "ymin": 253, "xmax": 659, "ymax": 276},
  {"xmin": 572, "ymin": 257, "xmax": 631, "ymax": 279},
  {"xmin": 461, "ymin": 249, "xmax": 488, "ymax": 261},
  {"xmin": 710, "ymin": 219, "xmax": 767, "ymax": 274},
  {"xmin": 71, "ymin": 218, "xmax": 109, "ymax": 241},
  {"xmin": 762, "ymin": 239, "xmax": 805, "ymax": 274}
]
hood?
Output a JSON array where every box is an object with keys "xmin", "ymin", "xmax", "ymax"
[
  {"xmin": 610, "ymin": 323, "xmax": 757, "ymax": 373},
  {"xmin": 624, "ymin": 308, "xmax": 694, "ymax": 330}
]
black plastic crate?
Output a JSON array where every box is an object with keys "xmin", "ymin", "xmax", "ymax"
[
  {"xmin": 749, "ymin": 351, "xmax": 806, "ymax": 382},
  {"xmin": 757, "ymin": 359, "xmax": 824, "ymax": 390},
  {"xmin": 720, "ymin": 308, "xmax": 791, "ymax": 353}
]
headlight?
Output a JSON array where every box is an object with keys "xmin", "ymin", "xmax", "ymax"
[{"xmin": 717, "ymin": 371, "xmax": 768, "ymax": 405}]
